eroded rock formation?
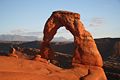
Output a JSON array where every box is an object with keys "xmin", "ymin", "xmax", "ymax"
[
  {"xmin": 41, "ymin": 10, "xmax": 103, "ymax": 67},
  {"xmin": 40, "ymin": 11, "xmax": 107, "ymax": 80}
]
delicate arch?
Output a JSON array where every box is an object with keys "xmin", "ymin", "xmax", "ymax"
[{"xmin": 40, "ymin": 11, "xmax": 103, "ymax": 67}]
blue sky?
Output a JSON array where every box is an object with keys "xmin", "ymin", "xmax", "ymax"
[{"xmin": 0, "ymin": 0, "xmax": 120, "ymax": 39}]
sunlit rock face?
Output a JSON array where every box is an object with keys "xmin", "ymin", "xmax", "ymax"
[
  {"xmin": 40, "ymin": 10, "xmax": 103, "ymax": 67},
  {"xmin": 40, "ymin": 11, "xmax": 107, "ymax": 80}
]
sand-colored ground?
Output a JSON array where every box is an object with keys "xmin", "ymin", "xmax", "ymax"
[{"xmin": 0, "ymin": 56, "xmax": 89, "ymax": 80}]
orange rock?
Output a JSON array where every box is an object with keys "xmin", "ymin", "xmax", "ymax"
[
  {"xmin": 80, "ymin": 66, "xmax": 107, "ymax": 80},
  {"xmin": 40, "ymin": 11, "xmax": 106, "ymax": 80},
  {"xmin": 34, "ymin": 55, "xmax": 49, "ymax": 64},
  {"xmin": 0, "ymin": 56, "xmax": 107, "ymax": 80},
  {"xmin": 41, "ymin": 10, "xmax": 103, "ymax": 67}
]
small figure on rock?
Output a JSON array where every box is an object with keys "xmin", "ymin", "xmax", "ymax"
[{"xmin": 9, "ymin": 46, "xmax": 18, "ymax": 59}]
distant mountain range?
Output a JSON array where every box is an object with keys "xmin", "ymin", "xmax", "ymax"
[
  {"xmin": 0, "ymin": 35, "xmax": 39, "ymax": 41},
  {"xmin": 0, "ymin": 34, "xmax": 69, "ymax": 42},
  {"xmin": 51, "ymin": 37, "xmax": 68, "ymax": 42}
]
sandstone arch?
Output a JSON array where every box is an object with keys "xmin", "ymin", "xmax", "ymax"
[{"xmin": 40, "ymin": 11, "xmax": 103, "ymax": 67}]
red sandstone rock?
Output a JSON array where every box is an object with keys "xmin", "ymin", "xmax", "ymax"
[
  {"xmin": 80, "ymin": 66, "xmax": 107, "ymax": 80},
  {"xmin": 41, "ymin": 10, "xmax": 103, "ymax": 67},
  {"xmin": 1, "ymin": 56, "xmax": 107, "ymax": 80},
  {"xmin": 40, "ymin": 11, "xmax": 107, "ymax": 79},
  {"xmin": 41, "ymin": 11, "xmax": 107, "ymax": 80},
  {"xmin": 34, "ymin": 55, "xmax": 49, "ymax": 63}
]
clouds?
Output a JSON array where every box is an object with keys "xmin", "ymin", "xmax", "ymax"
[
  {"xmin": 10, "ymin": 28, "xmax": 26, "ymax": 35},
  {"xmin": 10, "ymin": 28, "xmax": 42, "ymax": 37},
  {"xmin": 89, "ymin": 17, "xmax": 105, "ymax": 27}
]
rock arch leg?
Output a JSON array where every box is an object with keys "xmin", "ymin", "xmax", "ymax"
[{"xmin": 40, "ymin": 17, "xmax": 60, "ymax": 59}]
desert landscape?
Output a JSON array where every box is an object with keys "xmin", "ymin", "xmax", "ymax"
[
  {"xmin": 0, "ymin": 0, "xmax": 120, "ymax": 80},
  {"xmin": 0, "ymin": 11, "xmax": 119, "ymax": 80},
  {"xmin": 0, "ymin": 38, "xmax": 120, "ymax": 80}
]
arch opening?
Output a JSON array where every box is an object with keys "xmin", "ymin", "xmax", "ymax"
[
  {"xmin": 50, "ymin": 27, "xmax": 74, "ymax": 68},
  {"xmin": 51, "ymin": 27, "xmax": 73, "ymax": 42},
  {"xmin": 51, "ymin": 27, "xmax": 74, "ymax": 54}
]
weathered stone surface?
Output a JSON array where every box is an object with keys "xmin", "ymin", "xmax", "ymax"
[
  {"xmin": 41, "ymin": 10, "xmax": 103, "ymax": 67},
  {"xmin": 79, "ymin": 65, "xmax": 107, "ymax": 80},
  {"xmin": 40, "ymin": 11, "xmax": 107, "ymax": 80},
  {"xmin": 0, "ymin": 56, "xmax": 107, "ymax": 80}
]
